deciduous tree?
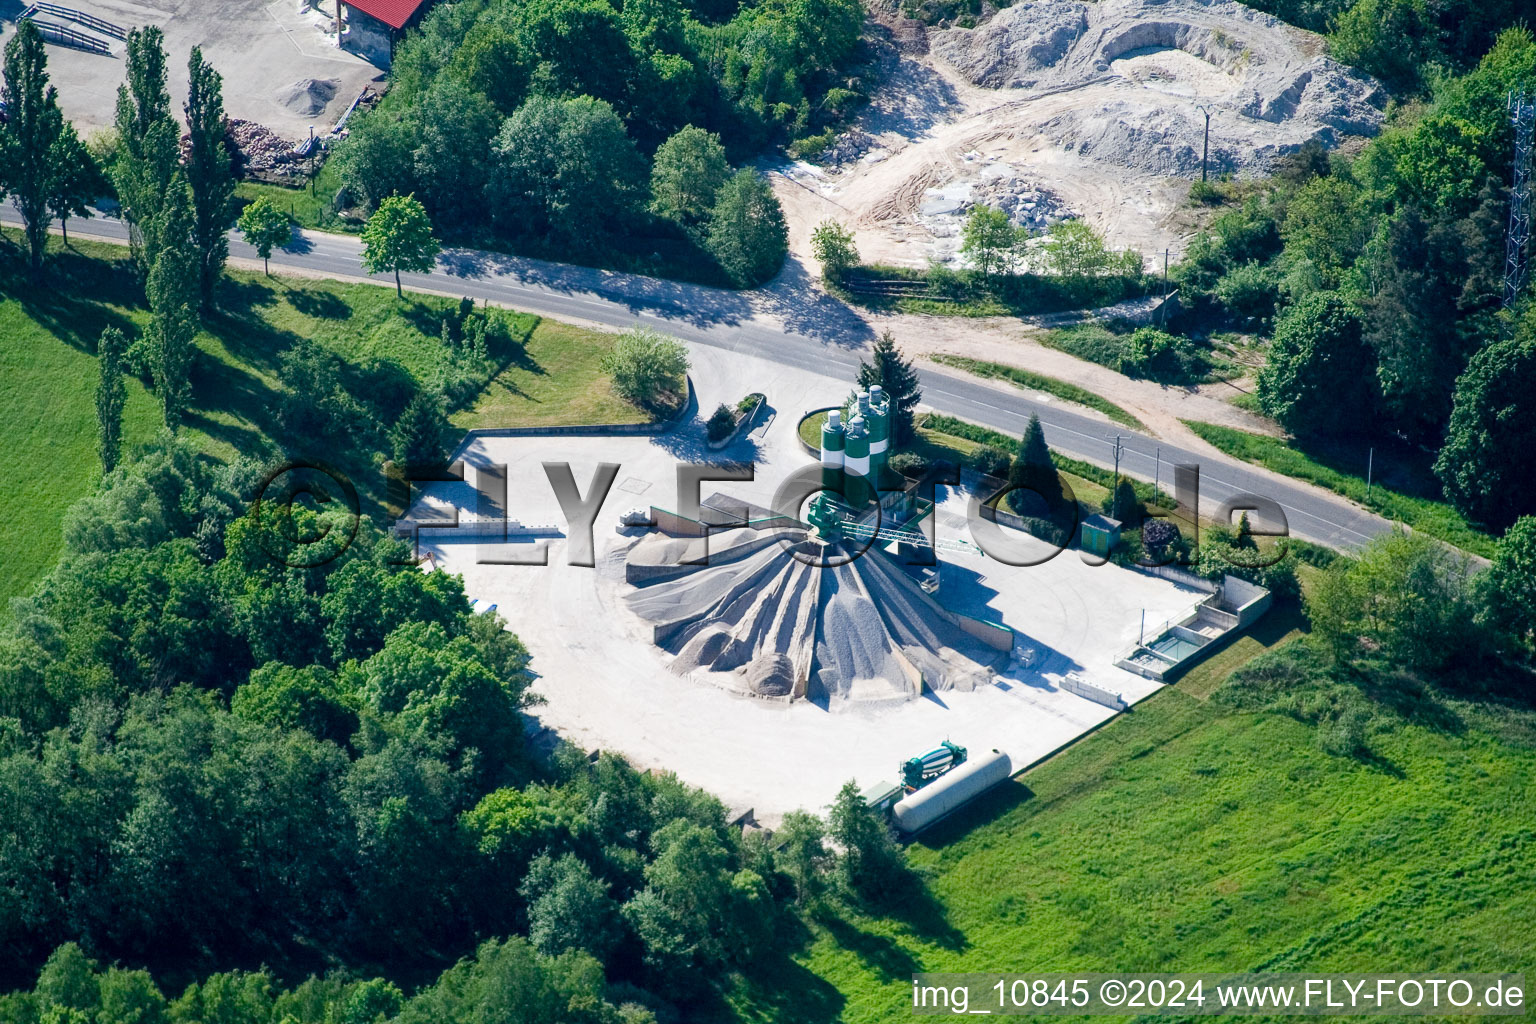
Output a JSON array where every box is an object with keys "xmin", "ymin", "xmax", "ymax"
[
  {"xmin": 146, "ymin": 185, "xmax": 199, "ymax": 429},
  {"xmin": 1, "ymin": 21, "xmax": 65, "ymax": 275},
  {"xmin": 706, "ymin": 169, "xmax": 788, "ymax": 287},
  {"xmin": 1434, "ymin": 322, "xmax": 1536, "ymax": 529},
  {"xmin": 361, "ymin": 193, "xmax": 440, "ymax": 297},
  {"xmin": 811, "ymin": 219, "xmax": 858, "ymax": 282},
  {"xmin": 184, "ymin": 47, "xmax": 234, "ymax": 307},
  {"xmin": 237, "ymin": 197, "xmax": 291, "ymax": 274},
  {"xmin": 95, "ymin": 327, "xmax": 127, "ymax": 474},
  {"xmin": 650, "ymin": 125, "xmax": 730, "ymax": 233}
]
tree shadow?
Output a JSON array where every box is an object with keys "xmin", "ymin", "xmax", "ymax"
[
  {"xmin": 287, "ymin": 285, "xmax": 352, "ymax": 320},
  {"xmin": 754, "ymin": 256, "xmax": 878, "ymax": 349},
  {"xmin": 817, "ymin": 915, "xmax": 922, "ymax": 981}
]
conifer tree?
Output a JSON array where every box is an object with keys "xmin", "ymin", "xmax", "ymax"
[{"xmin": 855, "ymin": 330, "xmax": 921, "ymax": 445}]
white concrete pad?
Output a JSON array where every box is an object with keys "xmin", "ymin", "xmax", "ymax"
[{"xmin": 412, "ymin": 349, "xmax": 1202, "ymax": 820}]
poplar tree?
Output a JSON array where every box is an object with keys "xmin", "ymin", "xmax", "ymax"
[
  {"xmin": 147, "ymin": 185, "xmax": 199, "ymax": 429},
  {"xmin": 95, "ymin": 327, "xmax": 128, "ymax": 474},
  {"xmin": 1, "ymin": 21, "xmax": 65, "ymax": 275},
  {"xmin": 112, "ymin": 27, "xmax": 173, "ymax": 272},
  {"xmin": 184, "ymin": 47, "xmax": 233, "ymax": 307}
]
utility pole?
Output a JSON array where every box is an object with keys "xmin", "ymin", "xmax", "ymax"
[
  {"xmin": 1198, "ymin": 106, "xmax": 1213, "ymax": 183},
  {"xmin": 1154, "ymin": 446, "xmax": 1161, "ymax": 501},
  {"xmin": 1365, "ymin": 446, "xmax": 1374, "ymax": 502},
  {"xmin": 308, "ymin": 125, "xmax": 317, "ymax": 195},
  {"xmin": 1108, "ymin": 434, "xmax": 1124, "ymax": 483}
]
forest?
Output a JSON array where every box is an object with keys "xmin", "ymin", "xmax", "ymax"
[{"xmin": 328, "ymin": 0, "xmax": 867, "ymax": 282}]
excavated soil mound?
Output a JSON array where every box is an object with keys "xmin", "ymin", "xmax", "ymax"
[{"xmin": 928, "ymin": 0, "xmax": 1384, "ymax": 174}]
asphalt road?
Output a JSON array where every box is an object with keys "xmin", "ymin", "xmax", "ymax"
[{"xmin": 26, "ymin": 210, "xmax": 1389, "ymax": 550}]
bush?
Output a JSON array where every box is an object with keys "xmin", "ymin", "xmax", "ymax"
[
  {"xmin": 971, "ymin": 444, "xmax": 1010, "ymax": 478},
  {"xmin": 602, "ymin": 326, "xmax": 690, "ymax": 410},
  {"xmin": 1189, "ymin": 179, "xmax": 1225, "ymax": 205},
  {"xmin": 1142, "ymin": 517, "xmax": 1180, "ymax": 555},
  {"xmin": 1117, "ymin": 327, "xmax": 1184, "ymax": 378},
  {"xmin": 888, "ymin": 451, "xmax": 930, "ymax": 478},
  {"xmin": 706, "ymin": 403, "xmax": 737, "ymax": 442},
  {"xmin": 1214, "ymin": 261, "xmax": 1280, "ymax": 323}
]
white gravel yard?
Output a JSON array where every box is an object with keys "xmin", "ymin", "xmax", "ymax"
[{"xmin": 411, "ymin": 348, "xmax": 1202, "ymax": 821}]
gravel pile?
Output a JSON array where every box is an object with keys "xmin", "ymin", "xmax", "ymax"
[
  {"xmin": 623, "ymin": 527, "xmax": 1006, "ymax": 704},
  {"xmin": 928, "ymin": 0, "xmax": 1385, "ymax": 174}
]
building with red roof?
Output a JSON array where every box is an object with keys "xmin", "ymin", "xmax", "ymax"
[{"xmin": 337, "ymin": 0, "xmax": 432, "ymax": 68}]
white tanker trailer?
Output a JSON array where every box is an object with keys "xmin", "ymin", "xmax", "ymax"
[{"xmin": 891, "ymin": 749, "xmax": 1013, "ymax": 835}]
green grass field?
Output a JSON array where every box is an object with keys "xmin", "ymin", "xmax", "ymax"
[
  {"xmin": 453, "ymin": 319, "xmax": 646, "ymax": 429},
  {"xmin": 1181, "ymin": 420, "xmax": 1497, "ymax": 558},
  {"xmin": 930, "ymin": 355, "xmax": 1146, "ymax": 430},
  {"xmin": 0, "ymin": 233, "xmax": 647, "ymax": 606},
  {"xmin": 728, "ymin": 665, "xmax": 1536, "ymax": 1022}
]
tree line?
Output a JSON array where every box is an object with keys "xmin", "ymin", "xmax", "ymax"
[{"xmin": 329, "ymin": 0, "xmax": 841, "ymax": 284}]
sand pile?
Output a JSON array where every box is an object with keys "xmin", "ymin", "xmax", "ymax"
[
  {"xmin": 623, "ymin": 527, "xmax": 1006, "ymax": 705},
  {"xmin": 928, "ymin": 0, "xmax": 1384, "ymax": 174}
]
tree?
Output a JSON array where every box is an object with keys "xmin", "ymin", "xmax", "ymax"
[
  {"xmin": 601, "ymin": 325, "xmax": 689, "ymax": 410},
  {"xmin": 494, "ymin": 95, "xmax": 646, "ymax": 248},
  {"xmin": 2, "ymin": 21, "xmax": 66, "ymax": 275},
  {"xmin": 706, "ymin": 169, "xmax": 788, "ymax": 287},
  {"xmin": 1306, "ymin": 528, "xmax": 1481, "ymax": 671},
  {"xmin": 95, "ymin": 327, "xmax": 128, "ymax": 475},
  {"xmin": 1327, "ymin": 0, "xmax": 1436, "ymax": 93},
  {"xmin": 114, "ymin": 117, "xmax": 184, "ymax": 278},
  {"xmin": 47, "ymin": 120, "xmax": 103, "ymax": 248},
  {"xmin": 237, "ymin": 197, "xmax": 291, "ymax": 275},
  {"xmin": 1434, "ymin": 325, "xmax": 1536, "ymax": 529},
  {"xmin": 1006, "ymin": 413, "xmax": 1063, "ymax": 514},
  {"xmin": 361, "ymin": 194, "xmax": 440, "ymax": 297},
  {"xmin": 410, "ymin": 78, "xmax": 501, "ymax": 235},
  {"xmin": 1481, "ymin": 516, "xmax": 1536, "ymax": 652},
  {"xmin": 114, "ymin": 27, "xmax": 170, "ymax": 154},
  {"xmin": 810, "ymin": 219, "xmax": 858, "ymax": 282},
  {"xmin": 184, "ymin": 47, "xmax": 235, "ymax": 307},
  {"xmin": 650, "ymin": 125, "xmax": 730, "ymax": 233},
  {"xmin": 959, "ymin": 204, "xmax": 1018, "ymax": 278},
  {"xmin": 112, "ymin": 26, "xmax": 173, "ymax": 272},
  {"xmin": 1041, "ymin": 219, "xmax": 1117, "ymax": 280},
  {"xmin": 827, "ymin": 780, "xmax": 906, "ymax": 902},
  {"xmin": 1256, "ymin": 291, "xmax": 1378, "ymax": 437},
  {"xmin": 520, "ymin": 853, "xmax": 622, "ymax": 960},
  {"xmin": 773, "ymin": 810, "xmax": 832, "ymax": 904},
  {"xmin": 391, "ymin": 389, "xmax": 452, "ymax": 467},
  {"xmin": 855, "ymin": 330, "xmax": 921, "ymax": 446},
  {"xmin": 146, "ymin": 185, "xmax": 199, "ymax": 430}
]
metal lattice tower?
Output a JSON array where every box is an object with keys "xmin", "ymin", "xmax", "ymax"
[{"xmin": 1505, "ymin": 90, "xmax": 1535, "ymax": 315}]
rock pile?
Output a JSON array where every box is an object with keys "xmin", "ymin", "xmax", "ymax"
[{"xmin": 227, "ymin": 119, "xmax": 303, "ymax": 173}]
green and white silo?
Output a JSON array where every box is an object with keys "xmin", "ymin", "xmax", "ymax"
[{"xmin": 820, "ymin": 409, "xmax": 846, "ymax": 492}]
